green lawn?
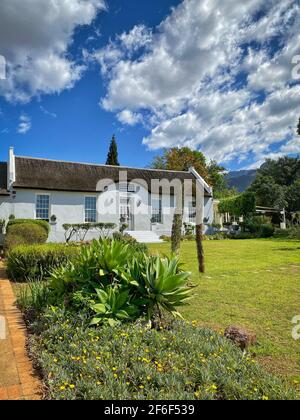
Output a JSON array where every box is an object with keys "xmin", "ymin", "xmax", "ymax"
[{"xmin": 149, "ymin": 239, "xmax": 300, "ymax": 381}]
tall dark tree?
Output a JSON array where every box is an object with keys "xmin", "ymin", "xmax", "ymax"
[
  {"xmin": 106, "ymin": 135, "xmax": 120, "ymax": 166},
  {"xmin": 297, "ymin": 117, "xmax": 300, "ymax": 136}
]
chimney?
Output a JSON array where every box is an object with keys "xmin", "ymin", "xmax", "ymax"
[{"xmin": 8, "ymin": 147, "xmax": 16, "ymax": 191}]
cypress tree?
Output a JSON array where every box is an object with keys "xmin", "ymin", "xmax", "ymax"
[
  {"xmin": 297, "ymin": 117, "xmax": 300, "ymax": 136},
  {"xmin": 106, "ymin": 135, "xmax": 120, "ymax": 166}
]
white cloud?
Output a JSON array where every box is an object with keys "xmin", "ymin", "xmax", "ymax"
[
  {"xmin": 17, "ymin": 114, "xmax": 31, "ymax": 134},
  {"xmin": 281, "ymin": 138, "xmax": 300, "ymax": 154},
  {"xmin": 117, "ymin": 110, "xmax": 142, "ymax": 126},
  {"xmin": 97, "ymin": 0, "xmax": 300, "ymax": 167},
  {"xmin": 0, "ymin": 0, "xmax": 106, "ymax": 103}
]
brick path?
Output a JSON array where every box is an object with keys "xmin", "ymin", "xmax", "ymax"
[{"xmin": 0, "ymin": 264, "xmax": 42, "ymax": 400}]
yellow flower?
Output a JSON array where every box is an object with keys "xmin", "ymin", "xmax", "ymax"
[
  {"xmin": 60, "ymin": 386, "xmax": 66, "ymax": 391},
  {"xmin": 54, "ymin": 358, "xmax": 58, "ymax": 363},
  {"xmin": 69, "ymin": 385, "xmax": 75, "ymax": 389},
  {"xmin": 262, "ymin": 396, "xmax": 269, "ymax": 401},
  {"xmin": 139, "ymin": 385, "xmax": 144, "ymax": 389},
  {"xmin": 194, "ymin": 391, "xmax": 200, "ymax": 398},
  {"xmin": 112, "ymin": 367, "xmax": 117, "ymax": 371},
  {"xmin": 114, "ymin": 374, "xmax": 118, "ymax": 378},
  {"xmin": 147, "ymin": 376, "xmax": 152, "ymax": 381},
  {"xmin": 96, "ymin": 381, "xmax": 101, "ymax": 386},
  {"xmin": 126, "ymin": 382, "xmax": 130, "ymax": 386}
]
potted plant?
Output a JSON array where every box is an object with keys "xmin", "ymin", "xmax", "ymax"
[{"xmin": 50, "ymin": 215, "xmax": 57, "ymax": 224}]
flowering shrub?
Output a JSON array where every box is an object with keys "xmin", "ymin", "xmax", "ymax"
[{"xmin": 28, "ymin": 308, "xmax": 298, "ymax": 400}]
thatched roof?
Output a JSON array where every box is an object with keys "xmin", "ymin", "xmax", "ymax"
[
  {"xmin": 0, "ymin": 162, "xmax": 9, "ymax": 196},
  {"xmin": 13, "ymin": 156, "xmax": 212, "ymax": 196}
]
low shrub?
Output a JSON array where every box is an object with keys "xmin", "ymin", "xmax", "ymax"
[
  {"xmin": 228, "ymin": 232, "xmax": 256, "ymax": 240},
  {"xmin": 183, "ymin": 222, "xmax": 195, "ymax": 236},
  {"xmin": 207, "ymin": 233, "xmax": 228, "ymax": 240},
  {"xmin": 7, "ymin": 243, "xmax": 80, "ymax": 282},
  {"xmin": 159, "ymin": 235, "xmax": 171, "ymax": 242},
  {"xmin": 274, "ymin": 227, "xmax": 300, "ymax": 239},
  {"xmin": 112, "ymin": 232, "xmax": 148, "ymax": 254},
  {"xmin": 259, "ymin": 224, "xmax": 275, "ymax": 239},
  {"xmin": 5, "ymin": 223, "xmax": 48, "ymax": 251},
  {"xmin": 29, "ymin": 309, "xmax": 298, "ymax": 400},
  {"xmin": 6, "ymin": 219, "xmax": 50, "ymax": 235},
  {"xmin": 182, "ymin": 234, "xmax": 196, "ymax": 241}
]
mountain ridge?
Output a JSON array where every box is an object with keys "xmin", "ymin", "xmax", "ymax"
[{"xmin": 225, "ymin": 169, "xmax": 257, "ymax": 192}]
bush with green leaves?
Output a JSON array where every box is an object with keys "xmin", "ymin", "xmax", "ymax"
[
  {"xmin": 5, "ymin": 223, "xmax": 48, "ymax": 251},
  {"xmin": 28, "ymin": 308, "xmax": 298, "ymax": 400},
  {"xmin": 219, "ymin": 192, "xmax": 256, "ymax": 217},
  {"xmin": 258, "ymin": 224, "xmax": 275, "ymax": 238},
  {"xmin": 6, "ymin": 219, "xmax": 50, "ymax": 235},
  {"xmin": 7, "ymin": 243, "xmax": 80, "ymax": 282},
  {"xmin": 274, "ymin": 227, "xmax": 300, "ymax": 239},
  {"xmin": 48, "ymin": 239, "xmax": 192, "ymax": 325},
  {"xmin": 112, "ymin": 232, "xmax": 148, "ymax": 253},
  {"xmin": 227, "ymin": 232, "xmax": 256, "ymax": 240}
]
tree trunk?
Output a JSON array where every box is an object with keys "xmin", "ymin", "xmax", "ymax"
[
  {"xmin": 196, "ymin": 224, "xmax": 205, "ymax": 273},
  {"xmin": 171, "ymin": 213, "xmax": 183, "ymax": 254}
]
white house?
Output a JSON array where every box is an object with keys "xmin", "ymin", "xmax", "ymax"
[{"xmin": 0, "ymin": 148, "xmax": 214, "ymax": 243}]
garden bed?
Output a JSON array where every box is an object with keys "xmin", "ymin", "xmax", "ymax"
[{"xmin": 27, "ymin": 309, "xmax": 297, "ymax": 400}]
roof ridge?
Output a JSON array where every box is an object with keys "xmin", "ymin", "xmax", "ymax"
[{"xmin": 15, "ymin": 155, "xmax": 191, "ymax": 174}]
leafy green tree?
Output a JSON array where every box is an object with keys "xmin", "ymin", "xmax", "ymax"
[
  {"xmin": 151, "ymin": 147, "xmax": 229, "ymax": 198},
  {"xmin": 106, "ymin": 135, "xmax": 120, "ymax": 166},
  {"xmin": 286, "ymin": 180, "xmax": 300, "ymax": 212},
  {"xmin": 207, "ymin": 160, "xmax": 228, "ymax": 198},
  {"xmin": 249, "ymin": 156, "xmax": 300, "ymax": 210},
  {"xmin": 258, "ymin": 157, "xmax": 300, "ymax": 187},
  {"xmin": 248, "ymin": 175, "xmax": 287, "ymax": 209},
  {"xmin": 151, "ymin": 147, "xmax": 209, "ymax": 182}
]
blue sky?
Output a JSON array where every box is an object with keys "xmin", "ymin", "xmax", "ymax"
[{"xmin": 0, "ymin": 0, "xmax": 299, "ymax": 171}]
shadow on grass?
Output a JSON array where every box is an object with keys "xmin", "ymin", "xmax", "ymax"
[{"xmin": 274, "ymin": 247, "xmax": 300, "ymax": 251}]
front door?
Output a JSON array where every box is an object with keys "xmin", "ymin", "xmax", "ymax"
[{"xmin": 119, "ymin": 195, "xmax": 134, "ymax": 230}]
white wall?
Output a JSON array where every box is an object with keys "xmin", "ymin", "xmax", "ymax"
[{"xmin": 0, "ymin": 187, "xmax": 214, "ymax": 242}]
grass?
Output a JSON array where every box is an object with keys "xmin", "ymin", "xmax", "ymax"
[{"xmin": 149, "ymin": 239, "xmax": 300, "ymax": 382}]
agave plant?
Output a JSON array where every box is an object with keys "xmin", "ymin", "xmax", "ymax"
[
  {"xmin": 91, "ymin": 286, "xmax": 140, "ymax": 327},
  {"xmin": 94, "ymin": 239, "xmax": 130, "ymax": 278},
  {"xmin": 141, "ymin": 255, "xmax": 193, "ymax": 320}
]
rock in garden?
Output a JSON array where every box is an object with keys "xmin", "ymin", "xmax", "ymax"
[{"xmin": 224, "ymin": 326, "xmax": 257, "ymax": 350}]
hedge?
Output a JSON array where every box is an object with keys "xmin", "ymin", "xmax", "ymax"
[
  {"xmin": 4, "ymin": 223, "xmax": 48, "ymax": 251},
  {"xmin": 7, "ymin": 243, "xmax": 80, "ymax": 282},
  {"xmin": 219, "ymin": 192, "xmax": 256, "ymax": 216},
  {"xmin": 6, "ymin": 219, "xmax": 50, "ymax": 235}
]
